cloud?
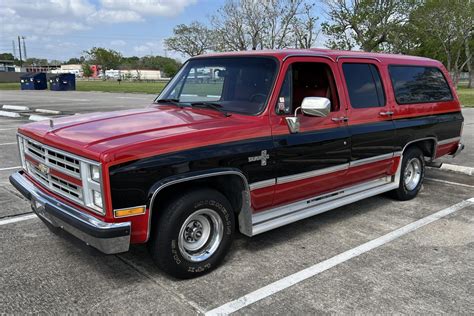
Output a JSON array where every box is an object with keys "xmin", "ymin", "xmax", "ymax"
[
  {"xmin": 100, "ymin": 0, "xmax": 197, "ymax": 17},
  {"xmin": 133, "ymin": 41, "xmax": 162, "ymax": 54},
  {"xmin": 88, "ymin": 10, "xmax": 143, "ymax": 23},
  {"xmin": 110, "ymin": 40, "xmax": 127, "ymax": 46}
]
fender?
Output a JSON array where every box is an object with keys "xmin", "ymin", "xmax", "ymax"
[{"xmin": 147, "ymin": 168, "xmax": 255, "ymax": 241}]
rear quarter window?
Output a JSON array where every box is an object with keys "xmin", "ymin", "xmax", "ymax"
[
  {"xmin": 388, "ymin": 66, "xmax": 453, "ymax": 104},
  {"xmin": 342, "ymin": 63, "xmax": 386, "ymax": 108}
]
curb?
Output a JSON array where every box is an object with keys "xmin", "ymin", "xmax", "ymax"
[
  {"xmin": 0, "ymin": 110, "xmax": 21, "ymax": 118},
  {"xmin": 29, "ymin": 114, "xmax": 52, "ymax": 122},
  {"xmin": 35, "ymin": 109, "xmax": 62, "ymax": 115},
  {"xmin": 432, "ymin": 163, "xmax": 474, "ymax": 176},
  {"xmin": 2, "ymin": 105, "xmax": 30, "ymax": 111}
]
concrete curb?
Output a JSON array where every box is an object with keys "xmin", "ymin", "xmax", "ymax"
[
  {"xmin": 28, "ymin": 114, "xmax": 52, "ymax": 122},
  {"xmin": 2, "ymin": 105, "xmax": 30, "ymax": 111},
  {"xmin": 434, "ymin": 163, "xmax": 474, "ymax": 176},
  {"xmin": 35, "ymin": 109, "xmax": 62, "ymax": 115},
  {"xmin": 0, "ymin": 110, "xmax": 21, "ymax": 118}
]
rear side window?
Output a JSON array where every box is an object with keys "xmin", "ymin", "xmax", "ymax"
[
  {"xmin": 342, "ymin": 63, "xmax": 385, "ymax": 108},
  {"xmin": 389, "ymin": 66, "xmax": 453, "ymax": 104}
]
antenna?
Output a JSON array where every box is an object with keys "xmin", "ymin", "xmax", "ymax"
[{"xmin": 22, "ymin": 36, "xmax": 27, "ymax": 60}]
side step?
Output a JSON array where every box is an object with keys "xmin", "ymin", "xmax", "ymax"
[{"xmin": 251, "ymin": 176, "xmax": 398, "ymax": 236}]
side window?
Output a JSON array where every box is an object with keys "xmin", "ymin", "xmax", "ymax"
[
  {"xmin": 276, "ymin": 62, "xmax": 340, "ymax": 115},
  {"xmin": 389, "ymin": 66, "xmax": 453, "ymax": 104},
  {"xmin": 342, "ymin": 63, "xmax": 385, "ymax": 108}
]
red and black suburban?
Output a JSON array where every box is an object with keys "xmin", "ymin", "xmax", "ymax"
[{"xmin": 10, "ymin": 49, "xmax": 464, "ymax": 278}]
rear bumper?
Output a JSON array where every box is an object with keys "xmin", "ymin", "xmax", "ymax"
[
  {"xmin": 9, "ymin": 171, "xmax": 131, "ymax": 254},
  {"xmin": 452, "ymin": 142, "xmax": 464, "ymax": 158}
]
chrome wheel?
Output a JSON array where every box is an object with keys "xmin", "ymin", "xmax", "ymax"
[
  {"xmin": 178, "ymin": 208, "xmax": 223, "ymax": 262},
  {"xmin": 404, "ymin": 158, "xmax": 422, "ymax": 191}
]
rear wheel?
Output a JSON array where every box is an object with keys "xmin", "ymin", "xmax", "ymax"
[
  {"xmin": 148, "ymin": 188, "xmax": 234, "ymax": 279},
  {"xmin": 391, "ymin": 146, "xmax": 425, "ymax": 201}
]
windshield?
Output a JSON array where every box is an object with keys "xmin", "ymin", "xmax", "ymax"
[{"xmin": 157, "ymin": 57, "xmax": 277, "ymax": 115}]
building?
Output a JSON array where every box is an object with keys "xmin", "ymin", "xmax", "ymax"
[{"xmin": 0, "ymin": 60, "xmax": 15, "ymax": 72}]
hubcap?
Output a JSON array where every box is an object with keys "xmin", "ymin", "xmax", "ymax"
[
  {"xmin": 404, "ymin": 158, "xmax": 422, "ymax": 191},
  {"xmin": 178, "ymin": 208, "xmax": 223, "ymax": 262}
]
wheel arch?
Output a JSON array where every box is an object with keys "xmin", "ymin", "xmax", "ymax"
[
  {"xmin": 401, "ymin": 137, "xmax": 438, "ymax": 161},
  {"xmin": 146, "ymin": 168, "xmax": 253, "ymax": 242}
]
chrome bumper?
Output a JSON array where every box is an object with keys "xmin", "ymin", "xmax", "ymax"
[
  {"xmin": 452, "ymin": 142, "xmax": 465, "ymax": 158},
  {"xmin": 9, "ymin": 171, "xmax": 131, "ymax": 254}
]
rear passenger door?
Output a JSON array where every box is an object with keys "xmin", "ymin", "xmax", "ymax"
[{"xmin": 338, "ymin": 59, "xmax": 397, "ymax": 184}]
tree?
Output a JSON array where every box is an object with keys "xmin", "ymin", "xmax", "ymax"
[
  {"xmin": 84, "ymin": 47, "xmax": 122, "ymax": 78},
  {"xmin": 0, "ymin": 53, "xmax": 15, "ymax": 60},
  {"xmin": 164, "ymin": 22, "xmax": 215, "ymax": 57},
  {"xmin": 24, "ymin": 58, "xmax": 48, "ymax": 66},
  {"xmin": 406, "ymin": 0, "xmax": 473, "ymax": 86},
  {"xmin": 322, "ymin": 0, "xmax": 412, "ymax": 52},
  {"xmin": 82, "ymin": 63, "xmax": 93, "ymax": 78},
  {"xmin": 65, "ymin": 57, "xmax": 85, "ymax": 64}
]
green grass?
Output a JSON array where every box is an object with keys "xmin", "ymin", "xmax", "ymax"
[
  {"xmin": 457, "ymin": 86, "xmax": 474, "ymax": 107},
  {"xmin": 0, "ymin": 83, "xmax": 21, "ymax": 90}
]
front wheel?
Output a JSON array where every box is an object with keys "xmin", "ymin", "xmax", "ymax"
[
  {"xmin": 391, "ymin": 146, "xmax": 425, "ymax": 201},
  {"xmin": 148, "ymin": 188, "xmax": 234, "ymax": 279}
]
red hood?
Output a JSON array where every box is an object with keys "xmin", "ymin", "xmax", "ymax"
[{"xmin": 19, "ymin": 105, "xmax": 269, "ymax": 164}]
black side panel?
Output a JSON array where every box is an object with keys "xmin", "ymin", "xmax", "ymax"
[
  {"xmin": 349, "ymin": 120, "xmax": 396, "ymax": 160},
  {"xmin": 273, "ymin": 126, "xmax": 350, "ymax": 177},
  {"xmin": 109, "ymin": 137, "xmax": 275, "ymax": 209}
]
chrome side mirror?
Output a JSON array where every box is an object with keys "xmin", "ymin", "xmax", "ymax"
[{"xmin": 301, "ymin": 97, "xmax": 331, "ymax": 117}]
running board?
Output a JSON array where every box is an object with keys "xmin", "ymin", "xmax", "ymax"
[{"xmin": 251, "ymin": 176, "xmax": 398, "ymax": 236}]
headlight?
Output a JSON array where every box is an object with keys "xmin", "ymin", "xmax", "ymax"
[
  {"xmin": 93, "ymin": 190, "xmax": 103, "ymax": 208},
  {"xmin": 90, "ymin": 165, "xmax": 100, "ymax": 182}
]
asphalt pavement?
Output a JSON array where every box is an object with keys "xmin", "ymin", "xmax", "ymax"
[{"xmin": 0, "ymin": 90, "xmax": 472, "ymax": 314}]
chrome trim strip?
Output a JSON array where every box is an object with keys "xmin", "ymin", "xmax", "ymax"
[
  {"xmin": 437, "ymin": 136, "xmax": 461, "ymax": 146},
  {"xmin": 251, "ymin": 176, "xmax": 397, "ymax": 235},
  {"xmin": 349, "ymin": 153, "xmax": 394, "ymax": 167},
  {"xmin": 249, "ymin": 179, "xmax": 276, "ymax": 191},
  {"xmin": 277, "ymin": 163, "xmax": 349, "ymax": 185}
]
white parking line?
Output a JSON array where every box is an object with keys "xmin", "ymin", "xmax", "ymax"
[
  {"xmin": 425, "ymin": 177, "xmax": 474, "ymax": 189},
  {"xmin": 205, "ymin": 197, "xmax": 474, "ymax": 316},
  {"xmin": 0, "ymin": 142, "xmax": 17, "ymax": 146},
  {"xmin": 0, "ymin": 128, "xmax": 18, "ymax": 131},
  {"xmin": 0, "ymin": 166, "xmax": 21, "ymax": 171},
  {"xmin": 0, "ymin": 213, "xmax": 37, "ymax": 226}
]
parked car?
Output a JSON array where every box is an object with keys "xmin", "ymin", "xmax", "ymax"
[{"xmin": 10, "ymin": 49, "xmax": 464, "ymax": 279}]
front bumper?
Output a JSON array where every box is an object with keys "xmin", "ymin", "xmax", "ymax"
[{"xmin": 9, "ymin": 171, "xmax": 131, "ymax": 254}]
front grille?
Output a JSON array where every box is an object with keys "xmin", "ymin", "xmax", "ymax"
[
  {"xmin": 24, "ymin": 138, "xmax": 81, "ymax": 179},
  {"xmin": 18, "ymin": 135, "xmax": 104, "ymax": 215}
]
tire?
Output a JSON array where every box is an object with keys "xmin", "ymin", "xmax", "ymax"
[
  {"xmin": 148, "ymin": 188, "xmax": 235, "ymax": 279},
  {"xmin": 391, "ymin": 146, "xmax": 425, "ymax": 201}
]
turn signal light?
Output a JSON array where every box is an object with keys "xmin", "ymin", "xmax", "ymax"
[{"xmin": 114, "ymin": 206, "xmax": 146, "ymax": 218}]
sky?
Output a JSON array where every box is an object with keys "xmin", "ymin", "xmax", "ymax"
[{"xmin": 0, "ymin": 0, "xmax": 327, "ymax": 63}]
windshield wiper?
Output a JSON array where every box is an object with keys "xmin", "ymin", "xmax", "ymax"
[
  {"xmin": 190, "ymin": 102, "xmax": 231, "ymax": 117},
  {"xmin": 155, "ymin": 98, "xmax": 185, "ymax": 108}
]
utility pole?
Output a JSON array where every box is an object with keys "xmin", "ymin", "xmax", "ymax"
[
  {"xmin": 22, "ymin": 36, "xmax": 27, "ymax": 60},
  {"xmin": 12, "ymin": 40, "xmax": 17, "ymax": 59},
  {"xmin": 17, "ymin": 36, "xmax": 23, "ymax": 67}
]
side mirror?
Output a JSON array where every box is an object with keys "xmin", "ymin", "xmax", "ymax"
[
  {"xmin": 301, "ymin": 97, "xmax": 331, "ymax": 117},
  {"xmin": 285, "ymin": 97, "xmax": 332, "ymax": 134}
]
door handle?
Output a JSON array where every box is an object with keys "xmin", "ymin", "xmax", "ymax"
[
  {"xmin": 379, "ymin": 111, "xmax": 394, "ymax": 116},
  {"xmin": 331, "ymin": 116, "xmax": 348, "ymax": 122}
]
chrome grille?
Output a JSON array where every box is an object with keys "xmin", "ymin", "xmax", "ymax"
[{"xmin": 24, "ymin": 138, "xmax": 81, "ymax": 179}]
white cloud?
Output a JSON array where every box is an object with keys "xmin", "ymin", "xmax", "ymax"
[
  {"xmin": 100, "ymin": 0, "xmax": 197, "ymax": 17},
  {"xmin": 88, "ymin": 9, "xmax": 143, "ymax": 23},
  {"xmin": 133, "ymin": 41, "xmax": 162, "ymax": 54},
  {"xmin": 110, "ymin": 39, "xmax": 127, "ymax": 46}
]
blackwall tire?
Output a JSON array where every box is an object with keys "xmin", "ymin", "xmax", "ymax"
[
  {"xmin": 391, "ymin": 146, "xmax": 425, "ymax": 201},
  {"xmin": 148, "ymin": 188, "xmax": 234, "ymax": 279}
]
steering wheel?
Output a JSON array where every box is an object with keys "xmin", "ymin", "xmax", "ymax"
[{"xmin": 249, "ymin": 93, "xmax": 267, "ymax": 103}]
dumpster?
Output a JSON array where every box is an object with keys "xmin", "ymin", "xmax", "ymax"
[
  {"xmin": 20, "ymin": 73, "xmax": 47, "ymax": 90},
  {"xmin": 49, "ymin": 73, "xmax": 76, "ymax": 91}
]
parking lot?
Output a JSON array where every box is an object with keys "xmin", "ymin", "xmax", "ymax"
[{"xmin": 0, "ymin": 90, "xmax": 473, "ymax": 314}]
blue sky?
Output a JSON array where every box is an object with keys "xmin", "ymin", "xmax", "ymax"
[{"xmin": 0, "ymin": 0, "xmax": 326, "ymax": 62}]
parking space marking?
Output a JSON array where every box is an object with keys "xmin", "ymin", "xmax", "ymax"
[
  {"xmin": 0, "ymin": 213, "xmax": 37, "ymax": 226},
  {"xmin": 0, "ymin": 142, "xmax": 17, "ymax": 146},
  {"xmin": 0, "ymin": 166, "xmax": 21, "ymax": 171},
  {"xmin": 425, "ymin": 177, "xmax": 474, "ymax": 189},
  {"xmin": 0, "ymin": 128, "xmax": 20, "ymax": 131},
  {"xmin": 205, "ymin": 197, "xmax": 474, "ymax": 316}
]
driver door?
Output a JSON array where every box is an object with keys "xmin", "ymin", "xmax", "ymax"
[{"xmin": 270, "ymin": 57, "xmax": 351, "ymax": 207}]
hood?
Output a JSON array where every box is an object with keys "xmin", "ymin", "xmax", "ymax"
[{"xmin": 19, "ymin": 105, "xmax": 267, "ymax": 163}]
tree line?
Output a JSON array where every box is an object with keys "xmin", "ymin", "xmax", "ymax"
[{"xmin": 164, "ymin": 0, "xmax": 473, "ymax": 87}]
